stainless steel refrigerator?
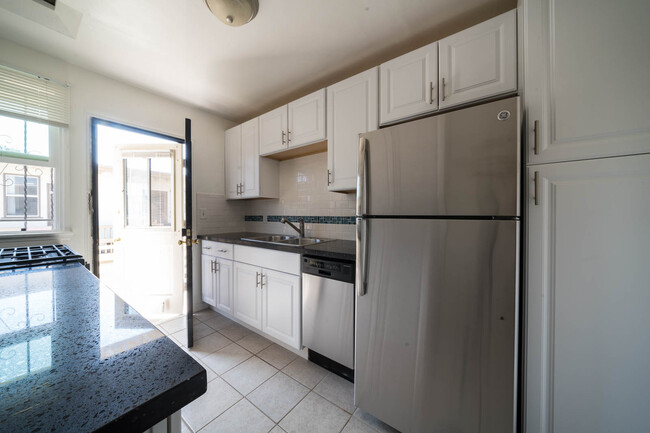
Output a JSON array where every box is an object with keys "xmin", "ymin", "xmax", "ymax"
[{"xmin": 355, "ymin": 97, "xmax": 520, "ymax": 433}]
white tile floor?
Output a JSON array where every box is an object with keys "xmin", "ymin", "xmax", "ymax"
[{"xmin": 161, "ymin": 309, "xmax": 400, "ymax": 433}]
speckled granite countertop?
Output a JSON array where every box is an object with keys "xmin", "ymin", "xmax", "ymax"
[
  {"xmin": 0, "ymin": 262, "xmax": 206, "ymax": 433},
  {"xmin": 198, "ymin": 232, "xmax": 356, "ymax": 262}
]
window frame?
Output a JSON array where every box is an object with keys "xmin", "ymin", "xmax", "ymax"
[
  {"xmin": 0, "ymin": 114, "xmax": 66, "ymax": 236},
  {"xmin": 3, "ymin": 173, "xmax": 41, "ymax": 218}
]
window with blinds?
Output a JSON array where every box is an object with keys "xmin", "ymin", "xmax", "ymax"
[
  {"xmin": 0, "ymin": 64, "xmax": 67, "ymax": 233},
  {"xmin": 0, "ymin": 64, "xmax": 69, "ymax": 127}
]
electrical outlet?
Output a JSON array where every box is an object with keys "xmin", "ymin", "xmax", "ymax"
[{"xmin": 199, "ymin": 208, "xmax": 207, "ymax": 219}]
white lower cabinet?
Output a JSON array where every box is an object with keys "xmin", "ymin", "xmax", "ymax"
[
  {"xmin": 231, "ymin": 247, "xmax": 301, "ymax": 349},
  {"xmin": 233, "ymin": 262, "xmax": 263, "ymax": 330},
  {"xmin": 262, "ymin": 269, "xmax": 301, "ymax": 349},
  {"xmin": 201, "ymin": 254, "xmax": 217, "ymax": 306},
  {"xmin": 526, "ymin": 154, "xmax": 650, "ymax": 433},
  {"xmin": 201, "ymin": 253, "xmax": 234, "ymax": 315},
  {"xmin": 215, "ymin": 259, "xmax": 233, "ymax": 315}
]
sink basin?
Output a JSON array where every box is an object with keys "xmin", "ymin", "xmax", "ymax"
[
  {"xmin": 242, "ymin": 235, "xmax": 297, "ymax": 243},
  {"xmin": 241, "ymin": 235, "xmax": 332, "ymax": 247},
  {"xmin": 280, "ymin": 238, "xmax": 330, "ymax": 246}
]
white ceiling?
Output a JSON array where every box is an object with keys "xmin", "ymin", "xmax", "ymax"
[{"xmin": 0, "ymin": 0, "xmax": 515, "ymax": 122}]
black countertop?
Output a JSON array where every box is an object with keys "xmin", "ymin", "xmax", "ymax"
[
  {"xmin": 198, "ymin": 232, "xmax": 356, "ymax": 262},
  {"xmin": 0, "ymin": 263, "xmax": 206, "ymax": 433}
]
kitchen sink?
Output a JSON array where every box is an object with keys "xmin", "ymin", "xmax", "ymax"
[
  {"xmin": 242, "ymin": 235, "xmax": 297, "ymax": 243},
  {"xmin": 241, "ymin": 235, "xmax": 332, "ymax": 247}
]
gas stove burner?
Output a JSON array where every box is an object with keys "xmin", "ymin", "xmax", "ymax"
[{"xmin": 0, "ymin": 244, "xmax": 85, "ymax": 271}]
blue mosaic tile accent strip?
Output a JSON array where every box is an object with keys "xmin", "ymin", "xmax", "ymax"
[
  {"xmin": 267, "ymin": 215, "xmax": 356, "ymax": 225},
  {"xmin": 244, "ymin": 215, "xmax": 264, "ymax": 222}
]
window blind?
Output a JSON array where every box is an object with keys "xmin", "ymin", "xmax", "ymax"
[{"xmin": 0, "ymin": 64, "xmax": 70, "ymax": 127}]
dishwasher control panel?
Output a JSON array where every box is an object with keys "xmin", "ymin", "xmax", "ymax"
[{"xmin": 302, "ymin": 256, "xmax": 355, "ymax": 283}]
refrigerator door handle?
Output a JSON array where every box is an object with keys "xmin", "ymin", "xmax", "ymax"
[
  {"xmin": 356, "ymin": 217, "xmax": 368, "ymax": 296},
  {"xmin": 357, "ymin": 137, "xmax": 368, "ymax": 216}
]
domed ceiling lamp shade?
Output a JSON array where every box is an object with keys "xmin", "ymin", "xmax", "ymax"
[{"xmin": 205, "ymin": 0, "xmax": 259, "ymax": 26}]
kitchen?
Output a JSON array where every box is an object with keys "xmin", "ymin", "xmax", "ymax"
[{"xmin": 0, "ymin": 1, "xmax": 648, "ymax": 433}]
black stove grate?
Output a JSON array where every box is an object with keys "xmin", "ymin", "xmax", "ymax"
[{"xmin": 0, "ymin": 244, "xmax": 85, "ymax": 271}]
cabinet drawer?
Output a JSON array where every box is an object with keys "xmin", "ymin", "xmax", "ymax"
[
  {"xmin": 201, "ymin": 241, "xmax": 234, "ymax": 260},
  {"xmin": 234, "ymin": 245, "xmax": 300, "ymax": 275}
]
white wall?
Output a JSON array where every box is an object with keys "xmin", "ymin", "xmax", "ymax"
[{"xmin": 0, "ymin": 37, "xmax": 235, "ymax": 309}]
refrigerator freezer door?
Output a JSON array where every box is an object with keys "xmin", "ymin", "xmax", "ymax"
[
  {"xmin": 358, "ymin": 97, "xmax": 520, "ymax": 217},
  {"xmin": 355, "ymin": 218, "xmax": 518, "ymax": 433}
]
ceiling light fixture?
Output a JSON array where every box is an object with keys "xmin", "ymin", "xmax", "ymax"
[{"xmin": 205, "ymin": 0, "xmax": 259, "ymax": 27}]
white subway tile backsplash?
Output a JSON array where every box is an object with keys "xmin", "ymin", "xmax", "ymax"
[{"xmin": 244, "ymin": 152, "xmax": 356, "ymax": 240}]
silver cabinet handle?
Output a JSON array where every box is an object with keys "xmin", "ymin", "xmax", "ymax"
[
  {"xmin": 256, "ymin": 271, "xmax": 260, "ymax": 287},
  {"xmin": 429, "ymin": 81, "xmax": 435, "ymax": 104},
  {"xmin": 356, "ymin": 137, "xmax": 368, "ymax": 216},
  {"xmin": 287, "ymin": 130, "xmax": 291, "ymax": 144},
  {"xmin": 327, "ymin": 169, "xmax": 332, "ymax": 186},
  {"xmin": 281, "ymin": 130, "xmax": 286, "ymax": 145},
  {"xmin": 534, "ymin": 171, "xmax": 540, "ymax": 206},
  {"xmin": 204, "ymin": 246, "xmax": 211, "ymax": 250},
  {"xmin": 218, "ymin": 249, "xmax": 228, "ymax": 253},
  {"xmin": 210, "ymin": 260, "xmax": 215, "ymax": 273},
  {"xmin": 240, "ymin": 183, "xmax": 244, "ymax": 195},
  {"xmin": 533, "ymin": 120, "xmax": 540, "ymax": 155},
  {"xmin": 441, "ymin": 77, "xmax": 446, "ymax": 102},
  {"xmin": 236, "ymin": 184, "xmax": 240, "ymax": 195},
  {"xmin": 260, "ymin": 272, "xmax": 266, "ymax": 289},
  {"xmin": 356, "ymin": 217, "xmax": 368, "ymax": 296},
  {"xmin": 215, "ymin": 261, "xmax": 220, "ymax": 272}
]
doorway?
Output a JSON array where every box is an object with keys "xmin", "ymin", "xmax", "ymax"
[{"xmin": 91, "ymin": 119, "xmax": 185, "ymax": 323}]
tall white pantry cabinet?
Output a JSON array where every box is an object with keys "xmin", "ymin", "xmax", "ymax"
[{"xmin": 523, "ymin": 1, "xmax": 650, "ymax": 433}]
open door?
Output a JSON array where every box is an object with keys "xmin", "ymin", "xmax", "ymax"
[
  {"xmin": 112, "ymin": 144, "xmax": 184, "ymax": 317},
  {"xmin": 182, "ymin": 118, "xmax": 195, "ymax": 347}
]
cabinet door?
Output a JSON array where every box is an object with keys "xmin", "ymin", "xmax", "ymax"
[
  {"xmin": 233, "ymin": 262, "xmax": 262, "ymax": 330},
  {"xmin": 379, "ymin": 41, "xmax": 438, "ymax": 125},
  {"xmin": 327, "ymin": 67, "xmax": 378, "ymax": 192},
  {"xmin": 259, "ymin": 106, "xmax": 287, "ymax": 156},
  {"xmin": 201, "ymin": 254, "xmax": 216, "ymax": 306},
  {"xmin": 287, "ymin": 89, "xmax": 326, "ymax": 147},
  {"xmin": 526, "ymin": 155, "xmax": 650, "ymax": 433},
  {"xmin": 261, "ymin": 269, "xmax": 300, "ymax": 349},
  {"xmin": 525, "ymin": 0, "xmax": 650, "ymax": 164},
  {"xmin": 215, "ymin": 259, "xmax": 233, "ymax": 315},
  {"xmin": 240, "ymin": 118, "xmax": 259, "ymax": 198},
  {"xmin": 439, "ymin": 9, "xmax": 516, "ymax": 109},
  {"xmin": 224, "ymin": 125, "xmax": 241, "ymax": 199}
]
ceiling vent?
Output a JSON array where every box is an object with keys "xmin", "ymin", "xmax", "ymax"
[
  {"xmin": 0, "ymin": 0, "xmax": 81, "ymax": 38},
  {"xmin": 33, "ymin": 0, "xmax": 56, "ymax": 9}
]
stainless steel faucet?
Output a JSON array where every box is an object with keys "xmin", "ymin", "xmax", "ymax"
[{"xmin": 281, "ymin": 217, "xmax": 305, "ymax": 238}]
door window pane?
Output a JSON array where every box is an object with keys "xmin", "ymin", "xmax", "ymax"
[
  {"xmin": 125, "ymin": 158, "xmax": 150, "ymax": 227},
  {"xmin": 150, "ymin": 156, "xmax": 172, "ymax": 227},
  {"xmin": 124, "ymin": 153, "xmax": 173, "ymax": 228}
]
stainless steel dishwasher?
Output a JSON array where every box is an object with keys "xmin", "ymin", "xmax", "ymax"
[{"xmin": 302, "ymin": 255, "xmax": 355, "ymax": 382}]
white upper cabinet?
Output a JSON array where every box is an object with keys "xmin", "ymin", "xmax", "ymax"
[
  {"xmin": 525, "ymin": 0, "xmax": 650, "ymax": 164},
  {"xmin": 259, "ymin": 106, "xmax": 287, "ymax": 156},
  {"xmin": 380, "ymin": 41, "xmax": 438, "ymax": 125},
  {"xmin": 240, "ymin": 118, "xmax": 260, "ymax": 197},
  {"xmin": 526, "ymin": 154, "xmax": 650, "ymax": 433},
  {"xmin": 439, "ymin": 9, "xmax": 517, "ymax": 109},
  {"xmin": 327, "ymin": 67, "xmax": 378, "ymax": 191},
  {"xmin": 224, "ymin": 125, "xmax": 241, "ymax": 199},
  {"xmin": 225, "ymin": 119, "xmax": 278, "ymax": 200},
  {"xmin": 287, "ymin": 89, "xmax": 327, "ymax": 148}
]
